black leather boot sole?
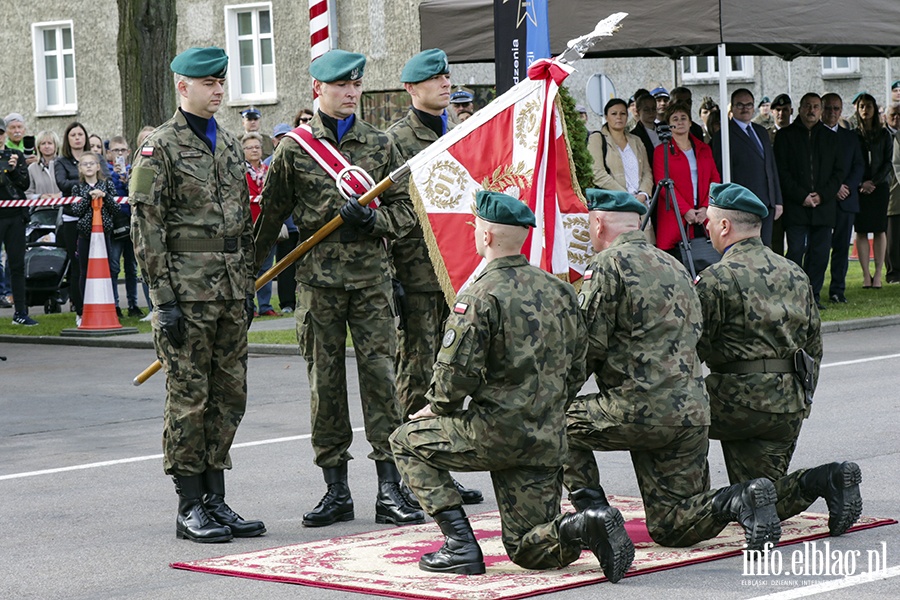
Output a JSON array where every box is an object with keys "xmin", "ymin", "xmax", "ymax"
[
  {"xmin": 743, "ymin": 479, "xmax": 781, "ymax": 551},
  {"xmin": 826, "ymin": 462, "xmax": 863, "ymax": 537},
  {"xmin": 587, "ymin": 507, "xmax": 634, "ymax": 584}
]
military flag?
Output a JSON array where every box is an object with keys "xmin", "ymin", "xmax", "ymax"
[{"xmin": 406, "ymin": 57, "xmax": 590, "ymax": 305}]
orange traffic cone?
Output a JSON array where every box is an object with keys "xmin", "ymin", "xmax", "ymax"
[{"xmin": 79, "ymin": 197, "xmax": 122, "ymax": 330}]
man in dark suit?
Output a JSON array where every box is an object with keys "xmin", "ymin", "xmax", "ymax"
[
  {"xmin": 711, "ymin": 88, "xmax": 783, "ymax": 247},
  {"xmin": 774, "ymin": 92, "xmax": 846, "ymax": 309},
  {"xmin": 821, "ymin": 93, "xmax": 864, "ymax": 304}
]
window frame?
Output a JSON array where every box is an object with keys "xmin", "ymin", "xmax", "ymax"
[
  {"xmin": 681, "ymin": 55, "xmax": 754, "ymax": 82},
  {"xmin": 31, "ymin": 20, "xmax": 78, "ymax": 114},
  {"xmin": 224, "ymin": 2, "xmax": 278, "ymax": 103},
  {"xmin": 821, "ymin": 56, "xmax": 860, "ymax": 77}
]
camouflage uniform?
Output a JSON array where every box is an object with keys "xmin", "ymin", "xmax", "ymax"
[
  {"xmin": 390, "ymin": 255, "xmax": 588, "ymax": 569},
  {"xmin": 696, "ymin": 236, "xmax": 823, "ymax": 519},
  {"xmin": 129, "ymin": 109, "xmax": 256, "ymax": 475},
  {"xmin": 253, "ymin": 114, "xmax": 415, "ymax": 468},
  {"xmin": 386, "ymin": 109, "xmax": 450, "ymax": 417},
  {"xmin": 566, "ymin": 230, "xmax": 732, "ymax": 547}
]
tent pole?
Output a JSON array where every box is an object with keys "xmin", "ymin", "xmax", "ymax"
[
  {"xmin": 886, "ymin": 58, "xmax": 891, "ymax": 109},
  {"xmin": 718, "ymin": 43, "xmax": 731, "ymax": 182}
]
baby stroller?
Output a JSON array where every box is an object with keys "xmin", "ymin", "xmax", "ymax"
[{"xmin": 24, "ymin": 206, "xmax": 70, "ymax": 313}]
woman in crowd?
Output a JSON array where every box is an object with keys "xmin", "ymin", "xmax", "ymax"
[
  {"xmin": 54, "ymin": 121, "xmax": 91, "ymax": 316},
  {"xmin": 293, "ymin": 108, "xmax": 314, "ymax": 127},
  {"xmin": 69, "ymin": 152, "xmax": 118, "ymax": 326},
  {"xmin": 242, "ymin": 131, "xmax": 277, "ymax": 317},
  {"xmin": 854, "ymin": 93, "xmax": 894, "ymax": 289},
  {"xmin": 652, "ymin": 101, "xmax": 720, "ymax": 256},
  {"xmin": 25, "ymin": 130, "xmax": 62, "ymax": 200},
  {"xmin": 588, "ymin": 98, "xmax": 654, "ymax": 211}
]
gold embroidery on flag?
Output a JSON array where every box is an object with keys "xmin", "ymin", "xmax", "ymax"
[
  {"xmin": 480, "ymin": 163, "xmax": 533, "ymax": 199},
  {"xmin": 422, "ymin": 160, "xmax": 470, "ymax": 209},
  {"xmin": 515, "ymin": 98, "xmax": 542, "ymax": 150}
]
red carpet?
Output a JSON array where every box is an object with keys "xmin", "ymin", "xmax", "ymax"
[{"xmin": 171, "ymin": 496, "xmax": 895, "ymax": 599}]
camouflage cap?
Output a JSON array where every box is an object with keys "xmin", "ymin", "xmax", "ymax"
[
  {"xmin": 401, "ymin": 48, "xmax": 450, "ymax": 83},
  {"xmin": 475, "ymin": 191, "xmax": 535, "ymax": 228},
  {"xmin": 310, "ymin": 49, "xmax": 366, "ymax": 82},
  {"xmin": 709, "ymin": 182, "xmax": 768, "ymax": 218},
  {"xmin": 585, "ymin": 188, "xmax": 647, "ymax": 216},
  {"xmin": 170, "ymin": 47, "xmax": 228, "ymax": 78}
]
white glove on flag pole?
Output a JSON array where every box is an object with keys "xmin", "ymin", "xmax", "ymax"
[{"xmin": 406, "ymin": 13, "xmax": 628, "ymax": 304}]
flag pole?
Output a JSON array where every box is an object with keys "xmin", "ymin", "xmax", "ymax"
[
  {"xmin": 132, "ymin": 165, "xmax": 409, "ymax": 386},
  {"xmin": 133, "ymin": 14, "xmax": 627, "ymax": 385}
]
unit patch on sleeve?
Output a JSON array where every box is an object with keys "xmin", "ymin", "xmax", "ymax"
[
  {"xmin": 453, "ymin": 302, "xmax": 469, "ymax": 315},
  {"xmin": 140, "ymin": 145, "xmax": 155, "ymax": 157}
]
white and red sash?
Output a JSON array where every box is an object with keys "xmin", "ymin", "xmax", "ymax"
[{"xmin": 284, "ymin": 125, "xmax": 380, "ymax": 207}]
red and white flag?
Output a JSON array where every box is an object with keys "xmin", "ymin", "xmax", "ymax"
[{"xmin": 406, "ymin": 58, "xmax": 590, "ymax": 305}]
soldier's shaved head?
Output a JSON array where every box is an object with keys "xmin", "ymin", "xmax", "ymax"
[
  {"xmin": 589, "ymin": 210, "xmax": 642, "ymax": 251},
  {"xmin": 475, "ymin": 217, "xmax": 529, "ymax": 259}
]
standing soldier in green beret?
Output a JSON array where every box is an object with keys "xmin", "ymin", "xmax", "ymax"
[
  {"xmin": 129, "ymin": 46, "xmax": 265, "ymax": 543},
  {"xmin": 697, "ymin": 182, "xmax": 862, "ymax": 536},
  {"xmin": 565, "ymin": 188, "xmax": 782, "ymax": 552},
  {"xmin": 391, "ymin": 191, "xmax": 634, "ymax": 581},
  {"xmin": 252, "ymin": 49, "xmax": 422, "ymax": 527},
  {"xmin": 386, "ymin": 48, "xmax": 482, "ymax": 506}
]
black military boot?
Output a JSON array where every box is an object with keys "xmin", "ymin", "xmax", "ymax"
[
  {"xmin": 419, "ymin": 506, "xmax": 485, "ymax": 575},
  {"xmin": 201, "ymin": 470, "xmax": 266, "ymax": 538},
  {"xmin": 375, "ymin": 461, "xmax": 426, "ymax": 525},
  {"xmin": 559, "ymin": 506, "xmax": 634, "ymax": 583},
  {"xmin": 569, "ymin": 486, "xmax": 611, "ymax": 511},
  {"xmin": 712, "ymin": 478, "xmax": 781, "ymax": 551},
  {"xmin": 799, "ymin": 462, "xmax": 862, "ymax": 536},
  {"xmin": 453, "ymin": 478, "xmax": 484, "ymax": 504},
  {"xmin": 173, "ymin": 474, "xmax": 233, "ymax": 543},
  {"xmin": 303, "ymin": 464, "xmax": 354, "ymax": 527}
]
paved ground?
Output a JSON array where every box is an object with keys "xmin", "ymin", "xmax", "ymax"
[{"xmin": 1, "ymin": 324, "xmax": 898, "ymax": 600}]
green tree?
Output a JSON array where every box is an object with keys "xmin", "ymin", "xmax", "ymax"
[
  {"xmin": 117, "ymin": 0, "xmax": 177, "ymax": 147},
  {"xmin": 557, "ymin": 85, "xmax": 593, "ymax": 193}
]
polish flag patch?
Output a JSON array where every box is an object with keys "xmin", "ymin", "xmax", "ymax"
[
  {"xmin": 453, "ymin": 302, "xmax": 469, "ymax": 314},
  {"xmin": 583, "ymin": 269, "xmax": 594, "ymax": 281},
  {"xmin": 140, "ymin": 146, "xmax": 154, "ymax": 157}
]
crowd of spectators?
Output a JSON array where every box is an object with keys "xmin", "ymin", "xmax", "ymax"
[{"xmin": 588, "ymin": 84, "xmax": 900, "ymax": 307}]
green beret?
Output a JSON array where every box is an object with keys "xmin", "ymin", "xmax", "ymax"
[
  {"xmin": 585, "ymin": 188, "xmax": 647, "ymax": 216},
  {"xmin": 401, "ymin": 48, "xmax": 450, "ymax": 83},
  {"xmin": 475, "ymin": 191, "xmax": 536, "ymax": 228},
  {"xmin": 170, "ymin": 47, "xmax": 228, "ymax": 78},
  {"xmin": 310, "ymin": 49, "xmax": 366, "ymax": 83},
  {"xmin": 709, "ymin": 182, "xmax": 768, "ymax": 218}
]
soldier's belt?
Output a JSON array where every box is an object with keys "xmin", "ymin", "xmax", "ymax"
[
  {"xmin": 167, "ymin": 237, "xmax": 240, "ymax": 253},
  {"xmin": 709, "ymin": 358, "xmax": 795, "ymax": 375}
]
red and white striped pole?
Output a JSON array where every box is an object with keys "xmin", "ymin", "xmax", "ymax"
[{"xmin": 309, "ymin": 0, "xmax": 334, "ymax": 109}]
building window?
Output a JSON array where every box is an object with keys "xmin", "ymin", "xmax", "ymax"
[
  {"xmin": 224, "ymin": 3, "xmax": 277, "ymax": 102},
  {"xmin": 32, "ymin": 21, "xmax": 77, "ymax": 113},
  {"xmin": 682, "ymin": 55, "xmax": 754, "ymax": 81},
  {"xmin": 822, "ymin": 57, "xmax": 859, "ymax": 76}
]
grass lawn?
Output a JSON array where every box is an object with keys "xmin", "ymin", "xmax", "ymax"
[{"xmin": 1, "ymin": 254, "xmax": 897, "ymax": 342}]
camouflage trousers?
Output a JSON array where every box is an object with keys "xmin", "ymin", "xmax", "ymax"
[
  {"xmin": 709, "ymin": 400, "xmax": 814, "ymax": 520},
  {"xmin": 155, "ymin": 300, "xmax": 248, "ymax": 476},
  {"xmin": 296, "ymin": 281, "xmax": 401, "ymax": 468},
  {"xmin": 390, "ymin": 417, "xmax": 581, "ymax": 570},
  {"xmin": 395, "ymin": 291, "xmax": 449, "ymax": 418},
  {"xmin": 565, "ymin": 394, "xmax": 728, "ymax": 547}
]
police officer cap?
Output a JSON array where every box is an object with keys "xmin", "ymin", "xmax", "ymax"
[
  {"xmin": 758, "ymin": 96, "xmax": 771, "ymax": 107},
  {"xmin": 309, "ymin": 49, "xmax": 366, "ymax": 82},
  {"xmin": 475, "ymin": 190, "xmax": 536, "ymax": 227},
  {"xmin": 170, "ymin": 47, "xmax": 228, "ymax": 78},
  {"xmin": 241, "ymin": 107, "xmax": 261, "ymax": 119},
  {"xmin": 450, "ymin": 90, "xmax": 474, "ymax": 104},
  {"xmin": 770, "ymin": 93, "xmax": 791, "ymax": 108},
  {"xmin": 401, "ymin": 48, "xmax": 450, "ymax": 83},
  {"xmin": 650, "ymin": 86, "xmax": 669, "ymax": 98},
  {"xmin": 585, "ymin": 188, "xmax": 647, "ymax": 216},
  {"xmin": 709, "ymin": 182, "xmax": 768, "ymax": 218}
]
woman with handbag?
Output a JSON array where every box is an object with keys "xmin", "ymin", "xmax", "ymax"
[{"xmin": 653, "ymin": 101, "xmax": 721, "ymax": 267}]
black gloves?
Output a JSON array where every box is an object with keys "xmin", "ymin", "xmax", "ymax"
[
  {"xmin": 245, "ymin": 293, "xmax": 256, "ymax": 329},
  {"xmin": 157, "ymin": 301, "xmax": 186, "ymax": 348},
  {"xmin": 339, "ymin": 196, "xmax": 377, "ymax": 233},
  {"xmin": 392, "ymin": 278, "xmax": 409, "ymax": 331}
]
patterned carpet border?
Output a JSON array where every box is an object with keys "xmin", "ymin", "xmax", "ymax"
[{"xmin": 171, "ymin": 496, "xmax": 897, "ymax": 600}]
